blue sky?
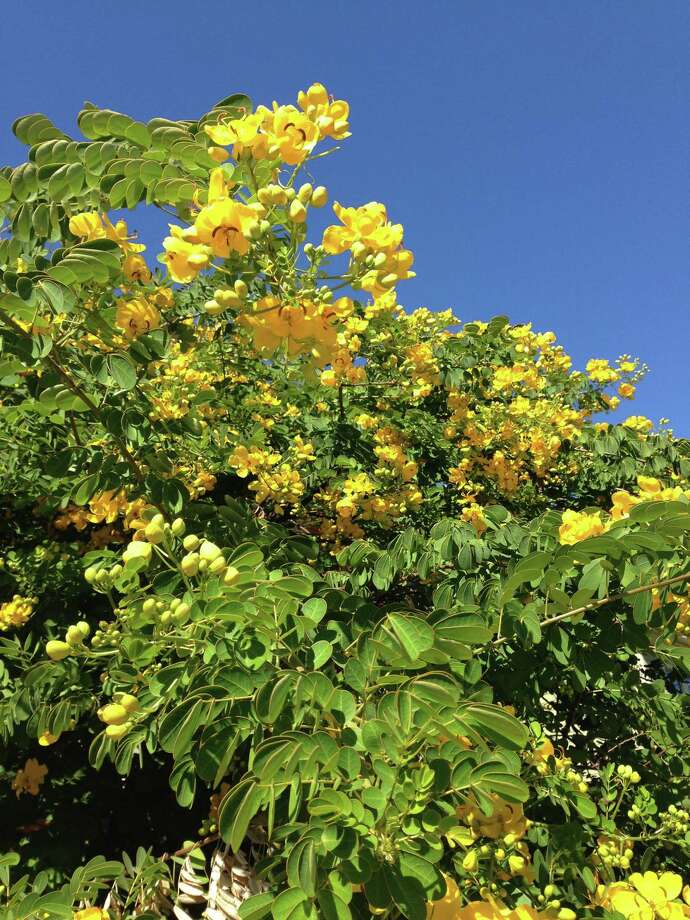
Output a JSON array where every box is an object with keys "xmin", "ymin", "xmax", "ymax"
[{"xmin": 1, "ymin": 1, "xmax": 687, "ymax": 431}]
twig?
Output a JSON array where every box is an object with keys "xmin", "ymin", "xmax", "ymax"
[{"xmin": 492, "ymin": 570, "xmax": 690, "ymax": 647}]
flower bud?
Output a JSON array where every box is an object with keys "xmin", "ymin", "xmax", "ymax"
[
  {"xmin": 171, "ymin": 518, "xmax": 186, "ymax": 537},
  {"xmin": 234, "ymin": 279, "xmax": 248, "ymax": 299},
  {"xmin": 180, "ymin": 553, "xmax": 200, "ymax": 576},
  {"xmin": 199, "ymin": 540, "xmax": 222, "ymax": 562},
  {"xmin": 105, "ymin": 722, "xmax": 131, "ymax": 740},
  {"xmin": 508, "ymin": 855, "xmax": 526, "ymax": 874},
  {"xmin": 98, "ymin": 703, "xmax": 129, "ymax": 725},
  {"xmin": 117, "ymin": 693, "xmax": 139, "ymax": 714},
  {"xmin": 144, "ymin": 522, "xmax": 165, "ymax": 544},
  {"xmin": 46, "ymin": 640, "xmax": 72, "ymax": 661},
  {"xmin": 183, "ymin": 534, "xmax": 200, "ymax": 552},
  {"xmin": 297, "ymin": 183, "xmax": 313, "ymax": 204},
  {"xmin": 209, "ymin": 555, "xmax": 227, "ymax": 574},
  {"xmin": 122, "ymin": 541, "xmax": 153, "ymax": 565},
  {"xmin": 76, "ymin": 620, "xmax": 91, "ymax": 638},
  {"xmin": 257, "ymin": 187, "xmax": 273, "ymax": 206},
  {"xmin": 224, "ymin": 566, "xmax": 241, "ymax": 586},
  {"xmin": 311, "ymin": 186, "xmax": 328, "ymax": 208},
  {"xmin": 373, "ymin": 251, "xmax": 388, "ymax": 268},
  {"xmin": 462, "ymin": 850, "xmax": 479, "ymax": 871},
  {"xmin": 289, "ymin": 199, "xmax": 308, "ymax": 223},
  {"xmin": 172, "ymin": 606, "xmax": 191, "ymax": 625},
  {"xmin": 66, "ymin": 625, "xmax": 85, "ymax": 646},
  {"xmin": 351, "ymin": 241, "xmax": 367, "ymax": 260},
  {"xmin": 84, "ymin": 565, "xmax": 100, "ymax": 584}
]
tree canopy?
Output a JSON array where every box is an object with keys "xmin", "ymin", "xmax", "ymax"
[{"xmin": 0, "ymin": 83, "xmax": 689, "ymax": 920}]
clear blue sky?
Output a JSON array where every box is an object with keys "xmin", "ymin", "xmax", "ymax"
[{"xmin": 1, "ymin": 1, "xmax": 687, "ymax": 431}]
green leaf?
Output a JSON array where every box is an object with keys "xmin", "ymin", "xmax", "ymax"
[
  {"xmin": 240, "ymin": 893, "xmax": 274, "ymax": 920},
  {"xmin": 219, "ymin": 778, "xmax": 264, "ymax": 853},
  {"xmin": 386, "ymin": 613, "xmax": 435, "ymax": 659},
  {"xmin": 317, "ymin": 890, "xmax": 352, "ymax": 920},
  {"xmin": 457, "ymin": 702, "xmax": 528, "ymax": 751},
  {"xmin": 311, "ymin": 640, "xmax": 333, "ymax": 668},
  {"xmin": 107, "ymin": 353, "xmax": 138, "ymax": 390},
  {"xmin": 271, "ymin": 888, "xmax": 313, "ymax": 920},
  {"xmin": 286, "ymin": 838, "xmax": 317, "ymax": 898},
  {"xmin": 573, "ymin": 793, "xmax": 597, "ymax": 819}
]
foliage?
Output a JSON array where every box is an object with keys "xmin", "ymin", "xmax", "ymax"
[{"xmin": 0, "ymin": 82, "xmax": 689, "ymax": 920}]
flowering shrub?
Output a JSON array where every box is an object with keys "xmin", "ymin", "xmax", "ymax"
[{"xmin": 0, "ymin": 83, "xmax": 689, "ymax": 920}]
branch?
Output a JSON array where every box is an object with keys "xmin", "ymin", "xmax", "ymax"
[
  {"xmin": 492, "ymin": 570, "xmax": 690, "ymax": 647},
  {"xmin": 0, "ymin": 309, "xmax": 147, "ymax": 488}
]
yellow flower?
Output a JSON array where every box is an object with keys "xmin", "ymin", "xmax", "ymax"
[
  {"xmin": 69, "ymin": 212, "xmax": 144, "ymax": 254},
  {"xmin": 69, "ymin": 211, "xmax": 103, "ymax": 239},
  {"xmin": 456, "ymin": 793, "xmax": 528, "ymax": 840},
  {"xmin": 638, "ymin": 475, "xmax": 662, "ymax": 494},
  {"xmin": 73, "ymin": 909, "xmax": 110, "ymax": 920},
  {"xmin": 12, "ymin": 758, "xmax": 48, "ymax": 797},
  {"xmin": 610, "ymin": 490, "xmax": 638, "ymax": 520},
  {"xmin": 116, "ymin": 298, "xmax": 161, "ymax": 339},
  {"xmin": 558, "ymin": 509, "xmax": 606, "ymax": 545},
  {"xmin": 297, "ymin": 82, "xmax": 351, "ymax": 139},
  {"xmin": 0, "ymin": 594, "xmax": 36, "ymax": 631},
  {"xmin": 618, "ymin": 382, "xmax": 635, "ymax": 399},
  {"xmin": 161, "ymin": 225, "xmax": 213, "ymax": 282},
  {"xmin": 322, "ymin": 201, "xmax": 403, "ymax": 254},
  {"xmin": 208, "ymin": 145, "xmax": 230, "ymax": 163},
  {"xmin": 122, "ymin": 253, "xmax": 151, "ymax": 283},
  {"xmin": 427, "ymin": 876, "xmax": 462, "ymax": 919},
  {"xmin": 38, "ymin": 731, "xmax": 61, "ymax": 746},
  {"xmin": 204, "ymin": 111, "xmax": 264, "ymax": 148},
  {"xmin": 194, "ymin": 198, "xmax": 257, "ymax": 257},
  {"xmin": 586, "ymin": 358, "xmax": 620, "ymax": 384},
  {"xmin": 267, "ymin": 105, "xmax": 320, "ymax": 164},
  {"xmin": 462, "ymin": 503, "xmax": 487, "ymax": 536},
  {"xmin": 597, "ymin": 871, "xmax": 686, "ymax": 920},
  {"xmin": 623, "ymin": 415, "xmax": 654, "ymax": 433},
  {"xmin": 150, "ymin": 286, "xmax": 175, "ymax": 309}
]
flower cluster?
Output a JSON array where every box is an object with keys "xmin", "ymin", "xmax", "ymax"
[
  {"xmin": 0, "ymin": 593, "xmax": 36, "ymax": 631},
  {"xmin": 11, "ymin": 758, "xmax": 48, "ymax": 797},
  {"xmin": 595, "ymin": 871, "xmax": 690, "ymax": 920}
]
